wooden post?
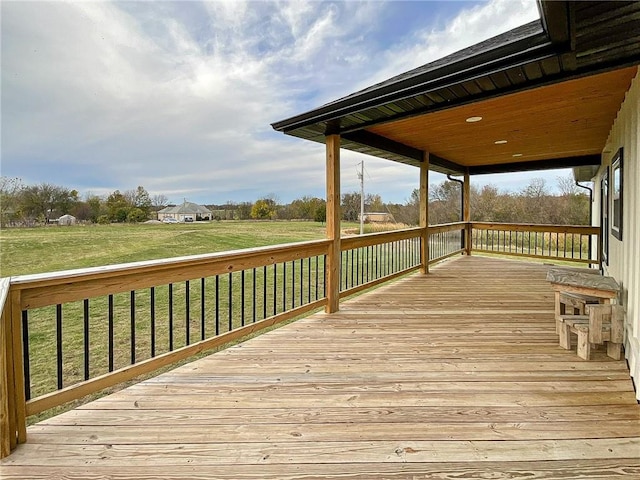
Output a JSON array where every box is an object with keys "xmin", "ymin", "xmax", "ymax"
[
  {"xmin": 0, "ymin": 279, "xmax": 11, "ymax": 458},
  {"xmin": 420, "ymin": 152, "xmax": 429, "ymax": 274},
  {"xmin": 9, "ymin": 290, "xmax": 26, "ymax": 444},
  {"xmin": 325, "ymin": 134, "xmax": 341, "ymax": 313},
  {"xmin": 463, "ymin": 169, "xmax": 471, "ymax": 255}
]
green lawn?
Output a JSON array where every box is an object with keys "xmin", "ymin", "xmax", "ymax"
[{"xmin": 0, "ymin": 220, "xmax": 329, "ymax": 277}]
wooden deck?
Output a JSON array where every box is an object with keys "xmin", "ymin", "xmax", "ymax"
[{"xmin": 2, "ymin": 256, "xmax": 639, "ymax": 479}]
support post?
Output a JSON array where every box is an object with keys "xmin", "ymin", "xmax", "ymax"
[
  {"xmin": 0, "ymin": 280, "xmax": 11, "ymax": 458},
  {"xmin": 325, "ymin": 134, "xmax": 341, "ymax": 313},
  {"xmin": 463, "ymin": 169, "xmax": 471, "ymax": 255},
  {"xmin": 420, "ymin": 152, "xmax": 429, "ymax": 274},
  {"xmin": 9, "ymin": 290, "xmax": 26, "ymax": 445}
]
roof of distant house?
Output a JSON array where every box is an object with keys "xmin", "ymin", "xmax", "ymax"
[{"xmin": 158, "ymin": 201, "xmax": 212, "ymax": 215}]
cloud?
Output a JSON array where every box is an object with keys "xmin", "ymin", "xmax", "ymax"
[{"xmin": 2, "ymin": 0, "xmax": 549, "ymax": 205}]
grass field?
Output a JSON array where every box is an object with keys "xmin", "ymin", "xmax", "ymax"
[{"xmin": 0, "ymin": 220, "xmax": 330, "ymax": 277}]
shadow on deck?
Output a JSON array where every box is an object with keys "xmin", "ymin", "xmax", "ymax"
[{"xmin": 2, "ymin": 256, "xmax": 639, "ymax": 479}]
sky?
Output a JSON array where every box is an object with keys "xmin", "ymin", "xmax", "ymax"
[{"xmin": 1, "ymin": 0, "xmax": 572, "ymax": 205}]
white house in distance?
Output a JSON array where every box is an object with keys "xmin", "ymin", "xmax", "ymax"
[{"xmin": 157, "ymin": 201, "xmax": 212, "ymax": 222}]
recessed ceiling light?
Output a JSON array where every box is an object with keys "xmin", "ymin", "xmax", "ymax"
[
  {"xmin": 512, "ymin": 153, "xmax": 523, "ymax": 157},
  {"xmin": 465, "ymin": 116, "xmax": 483, "ymax": 123},
  {"xmin": 494, "ymin": 140, "xmax": 508, "ymax": 144}
]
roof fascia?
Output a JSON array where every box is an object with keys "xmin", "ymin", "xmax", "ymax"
[{"xmin": 272, "ymin": 24, "xmax": 551, "ymax": 133}]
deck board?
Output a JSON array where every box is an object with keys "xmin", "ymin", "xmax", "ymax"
[{"xmin": 2, "ymin": 256, "xmax": 639, "ymax": 479}]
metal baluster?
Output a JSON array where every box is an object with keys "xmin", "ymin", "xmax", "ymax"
[
  {"xmin": 22, "ymin": 310, "xmax": 31, "ymax": 400},
  {"xmin": 169, "ymin": 284, "xmax": 174, "ymax": 351},
  {"xmin": 228, "ymin": 272, "xmax": 233, "ymax": 332},
  {"xmin": 201, "ymin": 278, "xmax": 206, "ymax": 340},
  {"xmin": 130, "ymin": 291, "xmax": 136, "ymax": 364},
  {"xmin": 150, "ymin": 287, "xmax": 156, "ymax": 357},
  {"xmin": 215, "ymin": 276, "xmax": 220, "ymax": 336},
  {"xmin": 252, "ymin": 268, "xmax": 257, "ymax": 323},
  {"xmin": 108, "ymin": 295, "xmax": 114, "ymax": 372},
  {"xmin": 56, "ymin": 304, "xmax": 63, "ymax": 389},
  {"xmin": 185, "ymin": 281, "xmax": 190, "ymax": 345},
  {"xmin": 241, "ymin": 270, "xmax": 246, "ymax": 326},
  {"xmin": 83, "ymin": 299, "xmax": 90, "ymax": 380}
]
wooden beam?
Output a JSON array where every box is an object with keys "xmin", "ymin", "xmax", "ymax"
[
  {"xmin": 325, "ymin": 134, "xmax": 341, "ymax": 313},
  {"xmin": 463, "ymin": 169, "xmax": 471, "ymax": 255},
  {"xmin": 468, "ymin": 155, "xmax": 601, "ymax": 175},
  {"xmin": 420, "ymin": 152, "xmax": 429, "ymax": 274}
]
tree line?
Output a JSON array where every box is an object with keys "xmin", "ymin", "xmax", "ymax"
[{"xmin": 0, "ymin": 174, "xmax": 590, "ymax": 227}]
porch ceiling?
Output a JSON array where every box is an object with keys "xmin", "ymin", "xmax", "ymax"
[{"xmin": 367, "ymin": 66, "xmax": 637, "ymax": 174}]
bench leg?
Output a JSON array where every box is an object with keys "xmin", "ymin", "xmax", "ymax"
[
  {"xmin": 559, "ymin": 323, "xmax": 571, "ymax": 350},
  {"xmin": 607, "ymin": 342, "xmax": 622, "ymax": 360},
  {"xmin": 576, "ymin": 330, "xmax": 591, "ymax": 360},
  {"xmin": 555, "ymin": 291, "xmax": 564, "ymax": 334}
]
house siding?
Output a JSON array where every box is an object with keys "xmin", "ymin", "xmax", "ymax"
[{"xmin": 594, "ymin": 70, "xmax": 640, "ymax": 398}]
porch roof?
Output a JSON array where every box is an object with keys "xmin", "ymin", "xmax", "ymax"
[{"xmin": 271, "ymin": 1, "xmax": 640, "ymax": 176}]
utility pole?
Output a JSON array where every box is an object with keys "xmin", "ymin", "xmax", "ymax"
[{"xmin": 358, "ymin": 161, "xmax": 364, "ymax": 235}]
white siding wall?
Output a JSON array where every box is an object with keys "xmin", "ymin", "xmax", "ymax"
[{"xmin": 594, "ymin": 70, "xmax": 640, "ymax": 398}]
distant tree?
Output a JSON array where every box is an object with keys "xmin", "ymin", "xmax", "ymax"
[
  {"xmin": 0, "ymin": 176, "xmax": 25, "ymax": 226},
  {"xmin": 151, "ymin": 194, "xmax": 169, "ymax": 209},
  {"xmin": 341, "ymin": 192, "xmax": 360, "ymax": 222},
  {"xmin": 19, "ymin": 183, "xmax": 75, "ymax": 224},
  {"xmin": 251, "ymin": 198, "xmax": 277, "ymax": 220},
  {"xmin": 341, "ymin": 192, "xmax": 387, "ymax": 222},
  {"xmin": 235, "ymin": 202, "xmax": 253, "ymax": 220},
  {"xmin": 133, "ymin": 186, "xmax": 152, "ymax": 219},
  {"xmin": 313, "ymin": 202, "xmax": 326, "ymax": 223},
  {"xmin": 555, "ymin": 174, "xmax": 590, "ymax": 225},
  {"xmin": 106, "ymin": 190, "xmax": 130, "ymax": 222},
  {"xmin": 288, "ymin": 196, "xmax": 326, "ymax": 220},
  {"xmin": 127, "ymin": 207, "xmax": 147, "ymax": 223},
  {"xmin": 429, "ymin": 180, "xmax": 462, "ymax": 224},
  {"xmin": 87, "ymin": 194, "xmax": 105, "ymax": 223}
]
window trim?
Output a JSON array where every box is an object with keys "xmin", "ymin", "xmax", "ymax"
[
  {"xmin": 601, "ymin": 166, "xmax": 609, "ymax": 266},
  {"xmin": 611, "ymin": 148, "xmax": 623, "ymax": 240}
]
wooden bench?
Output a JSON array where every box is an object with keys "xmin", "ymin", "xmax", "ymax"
[
  {"xmin": 558, "ymin": 304, "xmax": 624, "ymax": 360},
  {"xmin": 546, "ymin": 268, "xmax": 619, "ymax": 335}
]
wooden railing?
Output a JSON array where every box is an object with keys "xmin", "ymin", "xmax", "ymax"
[
  {"xmin": 340, "ymin": 228, "xmax": 422, "ymax": 298},
  {"xmin": 0, "ymin": 221, "xmax": 601, "ymax": 457},
  {"xmin": 471, "ymin": 222, "xmax": 599, "ymax": 265},
  {"xmin": 1, "ymin": 240, "xmax": 332, "ymax": 452},
  {"xmin": 428, "ymin": 222, "xmax": 466, "ymax": 264}
]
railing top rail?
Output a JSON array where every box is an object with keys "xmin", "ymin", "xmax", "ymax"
[
  {"xmin": 0, "ymin": 277, "xmax": 10, "ymax": 313},
  {"xmin": 9, "ymin": 238, "xmax": 331, "ymax": 290},
  {"xmin": 429, "ymin": 221, "xmax": 466, "ymax": 228},
  {"xmin": 341, "ymin": 227, "xmax": 422, "ymax": 240},
  {"xmin": 471, "ymin": 222, "xmax": 599, "ymax": 234},
  {"xmin": 428, "ymin": 222, "xmax": 466, "ymax": 233},
  {"xmin": 341, "ymin": 227, "xmax": 423, "ymax": 250}
]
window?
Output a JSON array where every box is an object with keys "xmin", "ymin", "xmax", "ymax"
[{"xmin": 611, "ymin": 148, "xmax": 623, "ymax": 240}]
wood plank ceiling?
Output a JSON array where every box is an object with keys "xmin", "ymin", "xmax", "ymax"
[{"xmin": 367, "ymin": 66, "xmax": 637, "ymax": 168}]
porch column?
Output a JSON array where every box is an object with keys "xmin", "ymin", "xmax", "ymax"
[
  {"xmin": 325, "ymin": 134, "xmax": 341, "ymax": 313},
  {"xmin": 463, "ymin": 169, "xmax": 471, "ymax": 255},
  {"xmin": 420, "ymin": 152, "xmax": 429, "ymax": 274}
]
